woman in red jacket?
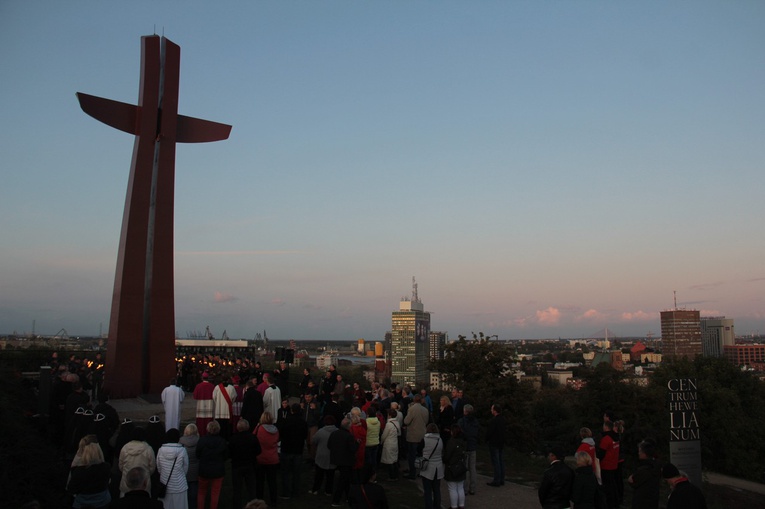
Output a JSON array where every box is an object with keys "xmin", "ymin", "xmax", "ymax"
[{"xmin": 253, "ymin": 411, "xmax": 280, "ymax": 506}]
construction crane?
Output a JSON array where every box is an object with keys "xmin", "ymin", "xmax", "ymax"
[{"xmin": 205, "ymin": 326, "xmax": 214, "ymax": 340}]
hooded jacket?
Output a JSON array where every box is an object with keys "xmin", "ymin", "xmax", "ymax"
[
  {"xmin": 254, "ymin": 423, "xmax": 280, "ymax": 465},
  {"xmin": 156, "ymin": 443, "xmax": 189, "ymax": 494},
  {"xmin": 365, "ymin": 416, "xmax": 381, "ymax": 447},
  {"xmin": 118, "ymin": 440, "xmax": 156, "ymax": 494},
  {"xmin": 312, "ymin": 425, "xmax": 337, "ymax": 470},
  {"xmin": 577, "ymin": 437, "xmax": 598, "ymax": 473}
]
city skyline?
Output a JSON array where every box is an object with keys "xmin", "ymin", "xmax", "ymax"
[{"xmin": 1, "ymin": 2, "xmax": 764, "ymax": 341}]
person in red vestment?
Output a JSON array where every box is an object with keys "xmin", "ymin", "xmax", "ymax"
[{"xmin": 193, "ymin": 372, "xmax": 214, "ymax": 436}]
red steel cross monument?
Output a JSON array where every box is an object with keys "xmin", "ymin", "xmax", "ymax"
[{"xmin": 77, "ymin": 35, "xmax": 231, "ymax": 397}]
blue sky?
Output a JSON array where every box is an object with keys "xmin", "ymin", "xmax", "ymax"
[{"xmin": 1, "ymin": 1, "xmax": 763, "ymax": 341}]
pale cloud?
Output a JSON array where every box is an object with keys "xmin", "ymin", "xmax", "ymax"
[
  {"xmin": 178, "ymin": 250, "xmax": 301, "ymax": 256},
  {"xmin": 577, "ymin": 309, "xmax": 605, "ymax": 322},
  {"xmin": 513, "ymin": 317, "xmax": 529, "ymax": 327},
  {"xmin": 689, "ymin": 281, "xmax": 724, "ymax": 291},
  {"xmin": 271, "ymin": 298, "xmax": 286, "ymax": 307},
  {"xmin": 620, "ymin": 310, "xmax": 653, "ymax": 322},
  {"xmin": 213, "ymin": 291, "xmax": 238, "ymax": 303},
  {"xmin": 536, "ymin": 307, "xmax": 561, "ymax": 325}
]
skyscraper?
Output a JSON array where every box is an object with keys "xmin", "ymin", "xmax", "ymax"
[
  {"xmin": 701, "ymin": 316, "xmax": 735, "ymax": 357},
  {"xmin": 390, "ymin": 278, "xmax": 431, "ymax": 387},
  {"xmin": 660, "ymin": 309, "xmax": 702, "ymax": 360},
  {"xmin": 429, "ymin": 331, "xmax": 448, "ymax": 362}
]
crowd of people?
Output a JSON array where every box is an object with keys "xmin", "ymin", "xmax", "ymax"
[
  {"xmin": 46, "ymin": 354, "xmax": 709, "ymax": 509},
  {"xmin": 538, "ymin": 412, "xmax": 708, "ymax": 509},
  {"xmin": 183, "ymin": 363, "xmax": 486, "ymax": 509}
]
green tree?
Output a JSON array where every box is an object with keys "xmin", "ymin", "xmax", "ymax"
[
  {"xmin": 430, "ymin": 333, "xmax": 537, "ymax": 451},
  {"xmin": 650, "ymin": 357, "xmax": 765, "ymax": 479}
]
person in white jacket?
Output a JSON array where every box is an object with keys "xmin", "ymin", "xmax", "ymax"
[
  {"xmin": 118, "ymin": 427, "xmax": 156, "ymax": 496},
  {"xmin": 380, "ymin": 408, "xmax": 400, "ymax": 480},
  {"xmin": 419, "ymin": 423, "xmax": 444, "ymax": 509},
  {"xmin": 156, "ymin": 428, "xmax": 189, "ymax": 509}
]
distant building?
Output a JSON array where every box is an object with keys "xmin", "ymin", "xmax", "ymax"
[
  {"xmin": 640, "ymin": 352, "xmax": 662, "ymax": 364},
  {"xmin": 520, "ymin": 375, "xmax": 543, "ymax": 390},
  {"xmin": 723, "ymin": 344, "xmax": 765, "ymax": 371},
  {"xmin": 701, "ymin": 317, "xmax": 735, "ymax": 357},
  {"xmin": 316, "ymin": 353, "xmax": 337, "ymax": 371},
  {"xmin": 547, "ymin": 369, "xmax": 573, "ymax": 386},
  {"xmin": 660, "ymin": 309, "xmax": 702, "ymax": 360},
  {"xmin": 429, "ymin": 371, "xmax": 449, "ymax": 391},
  {"xmin": 429, "ymin": 331, "xmax": 447, "ymax": 362},
  {"xmin": 374, "ymin": 359, "xmax": 389, "ymax": 382},
  {"xmin": 390, "ymin": 279, "xmax": 431, "ymax": 387},
  {"xmin": 630, "ymin": 341, "xmax": 647, "ymax": 362},
  {"xmin": 589, "ymin": 351, "xmax": 624, "ymax": 370}
]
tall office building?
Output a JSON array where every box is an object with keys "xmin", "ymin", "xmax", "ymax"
[
  {"xmin": 429, "ymin": 331, "xmax": 448, "ymax": 362},
  {"xmin": 390, "ymin": 278, "xmax": 431, "ymax": 387},
  {"xmin": 660, "ymin": 309, "xmax": 702, "ymax": 360},
  {"xmin": 701, "ymin": 316, "xmax": 735, "ymax": 357}
]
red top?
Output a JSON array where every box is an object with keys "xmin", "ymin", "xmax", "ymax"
[
  {"xmin": 576, "ymin": 440, "xmax": 597, "ymax": 472},
  {"xmin": 598, "ymin": 434, "xmax": 620, "ymax": 471},
  {"xmin": 254, "ymin": 424, "xmax": 280, "ymax": 465},
  {"xmin": 351, "ymin": 424, "xmax": 367, "ymax": 469},
  {"xmin": 193, "ymin": 380, "xmax": 214, "ymax": 400}
]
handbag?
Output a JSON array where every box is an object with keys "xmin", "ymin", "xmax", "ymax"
[
  {"xmin": 415, "ymin": 437, "xmax": 440, "ymax": 474},
  {"xmin": 157, "ymin": 455, "xmax": 178, "ymax": 498}
]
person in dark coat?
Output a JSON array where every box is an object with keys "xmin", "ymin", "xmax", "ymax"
[
  {"xmin": 571, "ymin": 451, "xmax": 599, "ymax": 509},
  {"xmin": 457, "ymin": 404, "xmax": 479, "ymax": 495},
  {"xmin": 240, "ymin": 379, "xmax": 265, "ymax": 428},
  {"xmin": 229, "ymin": 419, "xmax": 262, "ymax": 509},
  {"xmin": 196, "ymin": 420, "xmax": 228, "ymax": 509},
  {"xmin": 435, "ymin": 395, "xmax": 455, "ymax": 445},
  {"xmin": 485, "ymin": 404, "xmax": 506, "ymax": 487},
  {"xmin": 628, "ymin": 440, "xmax": 661, "ymax": 509},
  {"xmin": 661, "ymin": 463, "xmax": 708, "ymax": 509},
  {"xmin": 538, "ymin": 446, "xmax": 574, "ymax": 509},
  {"xmin": 67, "ymin": 442, "xmax": 111, "ymax": 509},
  {"xmin": 328, "ymin": 417, "xmax": 359, "ymax": 506},
  {"xmin": 277, "ymin": 403, "xmax": 309, "ymax": 499},
  {"xmin": 299, "ymin": 368, "xmax": 313, "ymax": 400},
  {"xmin": 322, "ymin": 393, "xmax": 344, "ymax": 426},
  {"xmin": 443, "ymin": 425, "xmax": 467, "ymax": 509}
]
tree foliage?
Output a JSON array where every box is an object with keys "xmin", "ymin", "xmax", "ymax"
[
  {"xmin": 435, "ymin": 339, "xmax": 765, "ymax": 480},
  {"xmin": 650, "ymin": 357, "xmax": 765, "ymax": 478},
  {"xmin": 430, "ymin": 334, "xmax": 536, "ymax": 451}
]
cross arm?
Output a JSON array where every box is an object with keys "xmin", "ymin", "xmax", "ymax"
[{"xmin": 76, "ymin": 92, "xmax": 232, "ymax": 143}]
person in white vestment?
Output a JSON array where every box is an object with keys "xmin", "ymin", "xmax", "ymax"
[{"xmin": 162, "ymin": 379, "xmax": 185, "ymax": 432}]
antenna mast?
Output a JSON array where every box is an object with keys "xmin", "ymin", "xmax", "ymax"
[{"xmin": 412, "ymin": 276, "xmax": 419, "ymax": 303}]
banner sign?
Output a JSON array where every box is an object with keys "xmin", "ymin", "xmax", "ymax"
[{"xmin": 667, "ymin": 377, "xmax": 702, "ymax": 487}]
